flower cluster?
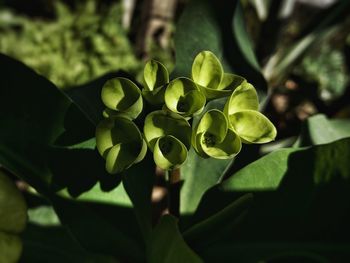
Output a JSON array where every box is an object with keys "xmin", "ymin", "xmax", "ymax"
[{"xmin": 96, "ymin": 51, "xmax": 276, "ymax": 173}]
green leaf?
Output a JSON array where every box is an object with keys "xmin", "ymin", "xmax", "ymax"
[
  {"xmin": 297, "ymin": 114, "xmax": 350, "ymax": 147},
  {"xmin": 122, "ymin": 152, "xmax": 155, "ymax": 242},
  {"xmin": 147, "ymin": 215, "xmax": 203, "ymax": 263},
  {"xmin": 28, "ymin": 206, "xmax": 60, "ymax": 227},
  {"xmin": 22, "ymin": 224, "xmax": 119, "ymax": 263},
  {"xmin": 184, "ymin": 138, "xmax": 350, "ymax": 258},
  {"xmin": 51, "ymin": 195, "xmax": 145, "ymax": 262},
  {"xmin": 232, "ymin": 1, "xmax": 261, "ymax": 72},
  {"xmin": 228, "ymin": 110, "xmax": 277, "ymax": 143},
  {"xmin": 180, "ymin": 99, "xmax": 233, "ymax": 217},
  {"xmin": 173, "ymin": 0, "xmax": 266, "ymax": 91},
  {"xmin": 165, "ymin": 77, "xmax": 206, "ymax": 117},
  {"xmin": 191, "ymin": 50, "xmax": 223, "ymax": 90},
  {"xmin": 0, "ymin": 54, "xmax": 95, "ymax": 194},
  {"xmin": 143, "ymin": 110, "xmax": 192, "ymax": 150},
  {"xmin": 218, "ymin": 138, "xmax": 350, "ymax": 240},
  {"xmin": 0, "ymin": 55, "xmax": 146, "ymax": 260},
  {"xmin": 143, "ymin": 60, "xmax": 169, "ymax": 91},
  {"xmin": 183, "ymin": 193, "xmax": 253, "ymax": 248},
  {"xmin": 173, "ymin": 0, "xmax": 225, "ymax": 78},
  {"xmin": 221, "ymin": 148, "xmax": 295, "ymax": 191},
  {"xmin": 153, "ymin": 135, "xmax": 188, "ymax": 170},
  {"xmin": 200, "ymin": 242, "xmax": 350, "ymax": 262},
  {"xmin": 101, "ymin": 77, "xmax": 143, "ymax": 120},
  {"xmin": 180, "ymin": 148, "xmax": 232, "ymax": 217}
]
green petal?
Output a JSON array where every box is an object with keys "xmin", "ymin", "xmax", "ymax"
[
  {"xmin": 134, "ymin": 139, "xmax": 148, "ymax": 164},
  {"xmin": 96, "ymin": 117, "xmax": 142, "ymax": 158},
  {"xmin": 193, "ymin": 133, "xmax": 209, "ymax": 158},
  {"xmin": 142, "ymin": 84, "xmax": 166, "ymax": 106},
  {"xmin": 201, "ymin": 128, "xmax": 241, "ymax": 159},
  {"xmin": 191, "ymin": 50, "xmax": 223, "ymax": 90},
  {"xmin": 196, "ymin": 109, "xmax": 228, "ymax": 144},
  {"xmin": 165, "ymin": 77, "xmax": 206, "ymax": 117},
  {"xmin": 144, "ymin": 110, "xmax": 192, "ymax": 151},
  {"xmin": 101, "ymin": 77, "xmax": 143, "ymax": 119},
  {"xmin": 200, "ymin": 86, "xmax": 232, "ymax": 100},
  {"xmin": 218, "ymin": 73, "xmax": 246, "ymax": 91},
  {"xmin": 224, "ymin": 82, "xmax": 259, "ymax": 116},
  {"xmin": 105, "ymin": 142, "xmax": 144, "ymax": 174},
  {"xmin": 102, "ymin": 108, "xmax": 133, "ymax": 120},
  {"xmin": 144, "ymin": 60, "xmax": 169, "ymax": 91},
  {"xmin": 228, "ymin": 110, "xmax": 277, "ymax": 144},
  {"xmin": 153, "ymin": 135, "xmax": 188, "ymax": 170}
]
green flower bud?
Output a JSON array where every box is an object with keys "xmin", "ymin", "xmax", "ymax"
[
  {"xmin": 192, "ymin": 109, "xmax": 241, "ymax": 159},
  {"xmin": 153, "ymin": 135, "xmax": 188, "ymax": 170},
  {"xmin": 224, "ymin": 82, "xmax": 277, "ymax": 144},
  {"xmin": 0, "ymin": 232, "xmax": 22, "ymax": 263},
  {"xmin": 142, "ymin": 60, "xmax": 169, "ymax": 105},
  {"xmin": 101, "ymin": 77, "xmax": 143, "ymax": 120},
  {"xmin": 164, "ymin": 77, "xmax": 206, "ymax": 117},
  {"xmin": 96, "ymin": 117, "xmax": 147, "ymax": 174},
  {"xmin": 191, "ymin": 50, "xmax": 245, "ymax": 99},
  {"xmin": 0, "ymin": 171, "xmax": 27, "ymax": 263},
  {"xmin": 143, "ymin": 110, "xmax": 191, "ymax": 151}
]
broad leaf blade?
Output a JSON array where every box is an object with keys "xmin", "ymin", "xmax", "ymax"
[
  {"xmin": 173, "ymin": 0, "xmax": 225, "ymax": 78},
  {"xmin": 173, "ymin": 0, "xmax": 266, "ymax": 93},
  {"xmin": 297, "ymin": 114, "xmax": 350, "ymax": 147},
  {"xmin": 180, "ymin": 99, "xmax": 233, "ymax": 217},
  {"xmin": 148, "ymin": 215, "xmax": 203, "ymax": 263},
  {"xmin": 122, "ymin": 152, "xmax": 155, "ymax": 242},
  {"xmin": 22, "ymin": 224, "xmax": 119, "ymax": 263},
  {"xmin": 51, "ymin": 195, "xmax": 144, "ymax": 262}
]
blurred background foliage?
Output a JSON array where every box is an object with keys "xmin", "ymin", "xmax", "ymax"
[{"xmin": 0, "ymin": 0, "xmax": 174, "ymax": 88}]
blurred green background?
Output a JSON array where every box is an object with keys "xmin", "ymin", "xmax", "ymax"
[{"xmin": 0, "ymin": 0, "xmax": 175, "ymax": 89}]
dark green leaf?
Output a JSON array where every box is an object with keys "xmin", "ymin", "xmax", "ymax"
[
  {"xmin": 147, "ymin": 215, "xmax": 203, "ymax": 263},
  {"xmin": 22, "ymin": 224, "xmax": 119, "ymax": 263},
  {"xmin": 200, "ymin": 242, "xmax": 350, "ymax": 263},
  {"xmin": 0, "ymin": 54, "xmax": 95, "ymax": 194},
  {"xmin": 0, "ymin": 54, "xmax": 146, "ymax": 260},
  {"xmin": 173, "ymin": 0, "xmax": 225, "ymax": 78},
  {"xmin": 173, "ymin": 0, "xmax": 266, "ymax": 92},
  {"xmin": 122, "ymin": 152, "xmax": 155, "ymax": 242},
  {"xmin": 216, "ymin": 138, "xmax": 350, "ymax": 241},
  {"xmin": 296, "ymin": 114, "xmax": 350, "ymax": 147},
  {"xmin": 51, "ymin": 195, "xmax": 144, "ymax": 262},
  {"xmin": 180, "ymin": 99, "xmax": 233, "ymax": 219},
  {"xmin": 183, "ymin": 193, "xmax": 253, "ymax": 249}
]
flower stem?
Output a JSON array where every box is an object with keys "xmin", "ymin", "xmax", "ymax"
[{"xmin": 166, "ymin": 168, "xmax": 180, "ymax": 217}]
